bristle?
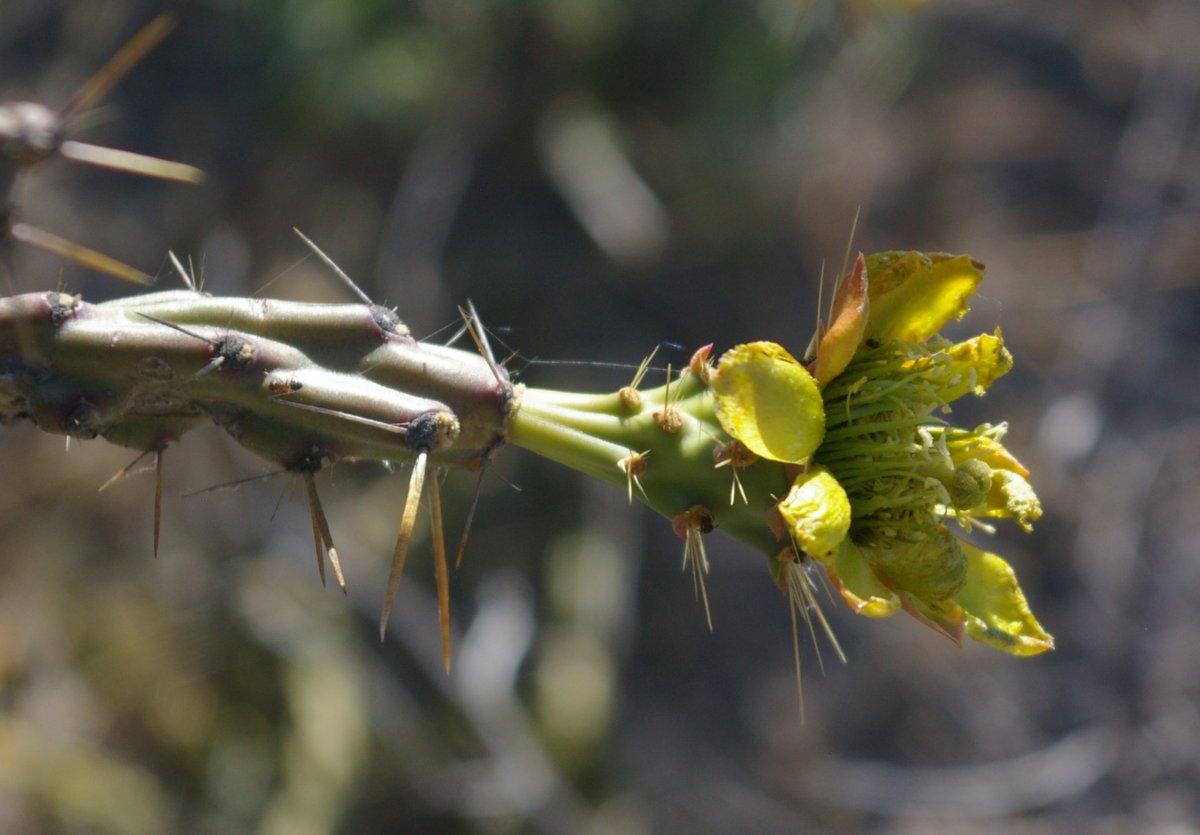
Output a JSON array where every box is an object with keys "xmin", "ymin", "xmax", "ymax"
[
  {"xmin": 459, "ymin": 302, "xmax": 505, "ymax": 387},
  {"xmin": 153, "ymin": 449, "xmax": 163, "ymax": 559},
  {"xmin": 62, "ymin": 14, "xmax": 177, "ymax": 119},
  {"xmin": 453, "ymin": 461, "xmax": 488, "ymax": 570},
  {"xmin": 96, "ymin": 448, "xmax": 164, "ymax": 557},
  {"xmin": 167, "ymin": 251, "xmax": 196, "ymax": 291},
  {"xmin": 292, "ymin": 227, "xmax": 373, "ymax": 305},
  {"xmin": 98, "ymin": 449, "xmax": 155, "ymax": 493},
  {"xmin": 788, "ymin": 585, "xmax": 805, "ymax": 723},
  {"xmin": 303, "ymin": 471, "xmax": 346, "ymax": 592},
  {"xmin": 618, "ymin": 450, "xmax": 649, "ymax": 504},
  {"xmin": 683, "ymin": 526, "xmax": 713, "ymax": 631},
  {"xmin": 783, "ymin": 556, "xmax": 848, "ymax": 722},
  {"xmin": 380, "ymin": 451, "xmax": 428, "ymax": 640},
  {"xmin": 303, "ymin": 472, "xmax": 327, "ymax": 587},
  {"xmin": 429, "ymin": 470, "xmax": 452, "ymax": 674},
  {"xmin": 11, "ymin": 224, "xmax": 153, "ymax": 286},
  {"xmin": 59, "ymin": 142, "xmax": 204, "ymax": 185}
]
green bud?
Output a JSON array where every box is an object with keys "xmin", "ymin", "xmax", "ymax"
[
  {"xmin": 860, "ymin": 523, "xmax": 967, "ymax": 602},
  {"xmin": 950, "ymin": 457, "xmax": 993, "ymax": 511}
]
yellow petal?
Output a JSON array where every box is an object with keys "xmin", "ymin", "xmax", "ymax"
[
  {"xmin": 865, "ymin": 251, "xmax": 984, "ymax": 344},
  {"xmin": 954, "ymin": 539, "xmax": 1053, "ymax": 655},
  {"xmin": 980, "ymin": 469, "xmax": 1043, "ymax": 532},
  {"xmin": 936, "ymin": 328, "xmax": 1013, "ymax": 402},
  {"xmin": 824, "ymin": 540, "xmax": 901, "ymax": 618},
  {"xmin": 947, "ymin": 430, "xmax": 1031, "ymax": 480},
  {"xmin": 711, "ymin": 342, "xmax": 824, "ymax": 463},
  {"xmin": 977, "ymin": 439, "xmax": 1031, "ymax": 480},
  {"xmin": 777, "ymin": 466, "xmax": 851, "ymax": 558},
  {"xmin": 812, "ymin": 254, "xmax": 869, "ymax": 388}
]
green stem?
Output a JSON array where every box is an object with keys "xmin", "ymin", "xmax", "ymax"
[{"xmin": 508, "ymin": 378, "xmax": 790, "ymax": 556}]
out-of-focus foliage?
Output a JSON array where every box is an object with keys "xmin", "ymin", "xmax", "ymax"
[{"xmin": 1, "ymin": 0, "xmax": 1198, "ymax": 832}]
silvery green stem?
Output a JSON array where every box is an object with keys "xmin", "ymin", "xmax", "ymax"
[{"xmin": 0, "ymin": 290, "xmax": 514, "ymax": 471}]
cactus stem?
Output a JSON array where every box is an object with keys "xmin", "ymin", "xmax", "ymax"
[
  {"xmin": 380, "ymin": 450, "xmax": 429, "ymax": 640},
  {"xmin": 136, "ymin": 312, "xmax": 256, "ymax": 380}
]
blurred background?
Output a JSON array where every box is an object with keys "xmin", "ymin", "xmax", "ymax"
[{"xmin": 2, "ymin": 1, "xmax": 1198, "ymax": 832}]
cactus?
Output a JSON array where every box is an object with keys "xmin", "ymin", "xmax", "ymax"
[
  {"xmin": 1, "ymin": 15, "xmax": 1052, "ymax": 699},
  {"xmin": 0, "ymin": 252, "xmax": 1053, "ymax": 681}
]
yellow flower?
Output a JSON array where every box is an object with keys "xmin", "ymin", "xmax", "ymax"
[{"xmin": 707, "ymin": 251, "xmax": 1052, "ymax": 655}]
